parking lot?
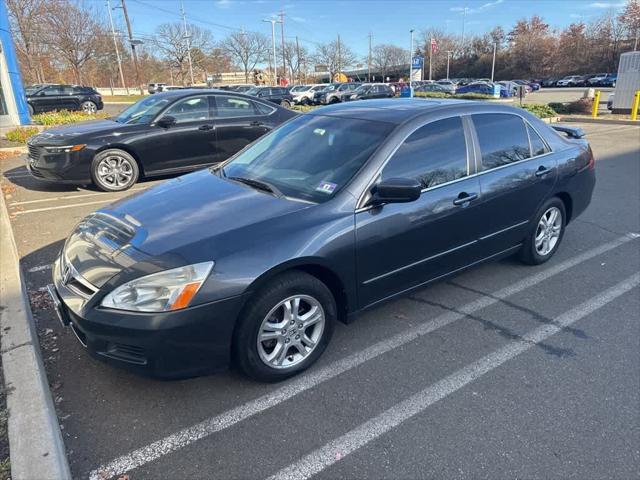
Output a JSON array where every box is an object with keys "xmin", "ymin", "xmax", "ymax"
[{"xmin": 1, "ymin": 121, "xmax": 638, "ymax": 479}]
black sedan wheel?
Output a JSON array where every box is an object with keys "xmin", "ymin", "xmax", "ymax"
[
  {"xmin": 520, "ymin": 197, "xmax": 566, "ymax": 265},
  {"xmin": 91, "ymin": 149, "xmax": 139, "ymax": 192},
  {"xmin": 81, "ymin": 101, "xmax": 97, "ymax": 114},
  {"xmin": 233, "ymin": 271, "xmax": 336, "ymax": 382},
  {"xmin": 281, "ymin": 99, "xmax": 292, "ymax": 108}
]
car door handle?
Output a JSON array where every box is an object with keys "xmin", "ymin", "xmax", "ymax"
[
  {"xmin": 250, "ymin": 121, "xmax": 263, "ymax": 126},
  {"xmin": 453, "ymin": 192, "xmax": 478, "ymax": 206},
  {"xmin": 535, "ymin": 166, "xmax": 552, "ymax": 177},
  {"xmin": 198, "ymin": 124, "xmax": 214, "ymax": 131}
]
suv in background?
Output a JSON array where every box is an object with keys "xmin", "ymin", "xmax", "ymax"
[
  {"xmin": 290, "ymin": 84, "xmax": 325, "ymax": 105},
  {"xmin": 556, "ymin": 75, "xmax": 584, "ymax": 87},
  {"xmin": 26, "ymin": 84, "xmax": 103, "ymax": 115},
  {"xmin": 245, "ymin": 86, "xmax": 293, "ymax": 107},
  {"xmin": 316, "ymin": 83, "xmax": 360, "ymax": 104},
  {"xmin": 148, "ymin": 83, "xmax": 167, "ymax": 94},
  {"xmin": 346, "ymin": 83, "xmax": 394, "ymax": 101}
]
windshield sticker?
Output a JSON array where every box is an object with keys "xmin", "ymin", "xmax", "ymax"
[{"xmin": 316, "ymin": 181, "xmax": 337, "ymax": 194}]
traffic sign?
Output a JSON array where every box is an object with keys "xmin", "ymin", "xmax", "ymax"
[{"xmin": 412, "ymin": 56, "xmax": 423, "ymax": 69}]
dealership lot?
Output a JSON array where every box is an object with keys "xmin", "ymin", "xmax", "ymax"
[{"xmin": 1, "ymin": 122, "xmax": 638, "ymax": 479}]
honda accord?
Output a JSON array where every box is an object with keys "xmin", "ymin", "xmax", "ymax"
[{"xmin": 48, "ymin": 99, "xmax": 595, "ymax": 382}]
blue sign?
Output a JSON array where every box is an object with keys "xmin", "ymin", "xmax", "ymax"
[{"xmin": 411, "ymin": 56, "xmax": 423, "ymax": 69}]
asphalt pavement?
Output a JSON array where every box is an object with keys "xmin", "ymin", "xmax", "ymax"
[{"xmin": 0, "ymin": 121, "xmax": 638, "ymax": 479}]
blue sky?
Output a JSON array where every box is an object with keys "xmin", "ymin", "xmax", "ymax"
[{"xmin": 106, "ymin": 0, "xmax": 630, "ymax": 58}]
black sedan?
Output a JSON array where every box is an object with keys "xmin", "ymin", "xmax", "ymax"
[
  {"xmin": 49, "ymin": 99, "xmax": 595, "ymax": 381},
  {"xmin": 26, "ymin": 90, "xmax": 296, "ymax": 191},
  {"xmin": 26, "ymin": 84, "xmax": 103, "ymax": 115}
]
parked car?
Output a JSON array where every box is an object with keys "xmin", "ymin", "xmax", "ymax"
[
  {"xmin": 541, "ymin": 77, "xmax": 560, "ymax": 88},
  {"xmin": 435, "ymin": 80, "xmax": 457, "ymax": 94},
  {"xmin": 26, "ymin": 84, "xmax": 103, "ymax": 115},
  {"xmin": 47, "ymin": 99, "xmax": 595, "ymax": 381},
  {"xmin": 601, "ymin": 74, "xmax": 617, "ymax": 87},
  {"xmin": 456, "ymin": 82, "xmax": 509, "ymax": 97},
  {"xmin": 148, "ymin": 83, "xmax": 167, "ymax": 94},
  {"xmin": 414, "ymin": 83, "xmax": 452, "ymax": 94},
  {"xmin": 512, "ymin": 80, "xmax": 534, "ymax": 93},
  {"xmin": 290, "ymin": 84, "xmax": 325, "ymax": 105},
  {"xmin": 607, "ymin": 93, "xmax": 614, "ymax": 110},
  {"xmin": 315, "ymin": 82, "xmax": 360, "ymax": 104},
  {"xmin": 158, "ymin": 85, "xmax": 184, "ymax": 92},
  {"xmin": 245, "ymin": 86, "xmax": 294, "ymax": 107},
  {"xmin": 25, "ymin": 90, "xmax": 297, "ymax": 191},
  {"xmin": 498, "ymin": 81, "xmax": 520, "ymax": 96},
  {"xmin": 229, "ymin": 85, "xmax": 255, "ymax": 93},
  {"xmin": 556, "ymin": 75, "xmax": 584, "ymax": 87},
  {"xmin": 587, "ymin": 73, "xmax": 610, "ymax": 86},
  {"xmin": 347, "ymin": 83, "xmax": 394, "ymax": 101}
]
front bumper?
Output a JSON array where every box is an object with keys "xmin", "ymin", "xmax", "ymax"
[
  {"xmin": 49, "ymin": 258, "xmax": 248, "ymax": 378},
  {"xmin": 26, "ymin": 144, "xmax": 92, "ymax": 183}
]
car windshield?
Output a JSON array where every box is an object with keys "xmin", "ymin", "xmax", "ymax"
[
  {"xmin": 245, "ymin": 87, "xmax": 260, "ymax": 95},
  {"xmin": 354, "ymin": 86, "xmax": 370, "ymax": 93},
  {"xmin": 324, "ymin": 85, "xmax": 338, "ymax": 91},
  {"xmin": 290, "ymin": 86, "xmax": 308, "ymax": 92},
  {"xmin": 115, "ymin": 95, "xmax": 173, "ymax": 124},
  {"xmin": 219, "ymin": 114, "xmax": 394, "ymax": 203}
]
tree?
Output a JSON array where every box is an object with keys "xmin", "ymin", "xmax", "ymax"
[
  {"xmin": 507, "ymin": 16, "xmax": 554, "ymax": 77},
  {"xmin": 6, "ymin": 0, "xmax": 51, "ymax": 83},
  {"xmin": 218, "ymin": 31, "xmax": 269, "ymax": 83},
  {"xmin": 154, "ymin": 22, "xmax": 213, "ymax": 85},
  {"xmin": 284, "ymin": 40, "xmax": 309, "ymax": 83},
  {"xmin": 370, "ymin": 44, "xmax": 407, "ymax": 80},
  {"xmin": 313, "ymin": 40, "xmax": 357, "ymax": 80},
  {"xmin": 618, "ymin": 0, "xmax": 640, "ymax": 45}
]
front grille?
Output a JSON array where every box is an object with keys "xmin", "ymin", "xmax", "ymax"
[
  {"xmin": 59, "ymin": 254, "xmax": 99, "ymax": 299},
  {"xmin": 28, "ymin": 144, "xmax": 40, "ymax": 160}
]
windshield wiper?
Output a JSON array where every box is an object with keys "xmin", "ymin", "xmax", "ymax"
[{"xmin": 228, "ymin": 176, "xmax": 284, "ymax": 198}]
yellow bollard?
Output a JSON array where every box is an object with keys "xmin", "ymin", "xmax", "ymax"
[
  {"xmin": 632, "ymin": 90, "xmax": 640, "ymax": 121},
  {"xmin": 592, "ymin": 90, "xmax": 601, "ymax": 118}
]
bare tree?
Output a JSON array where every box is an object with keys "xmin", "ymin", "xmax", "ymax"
[
  {"xmin": 284, "ymin": 40, "xmax": 309, "ymax": 83},
  {"xmin": 370, "ymin": 44, "xmax": 408, "ymax": 80},
  {"xmin": 218, "ymin": 31, "xmax": 269, "ymax": 83},
  {"xmin": 45, "ymin": 0, "xmax": 103, "ymax": 84},
  {"xmin": 153, "ymin": 22, "xmax": 213, "ymax": 85},
  {"xmin": 313, "ymin": 40, "xmax": 357, "ymax": 80}
]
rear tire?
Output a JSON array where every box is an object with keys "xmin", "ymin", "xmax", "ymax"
[
  {"xmin": 520, "ymin": 197, "xmax": 566, "ymax": 265},
  {"xmin": 281, "ymin": 99, "xmax": 291, "ymax": 108},
  {"xmin": 91, "ymin": 149, "xmax": 139, "ymax": 192},
  {"xmin": 27, "ymin": 104, "xmax": 34, "ymax": 115},
  {"xmin": 233, "ymin": 271, "xmax": 336, "ymax": 382},
  {"xmin": 81, "ymin": 101, "xmax": 97, "ymax": 114}
]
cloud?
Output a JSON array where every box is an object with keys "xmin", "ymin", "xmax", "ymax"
[
  {"xmin": 587, "ymin": 1, "xmax": 626, "ymax": 7},
  {"xmin": 216, "ymin": 0, "xmax": 233, "ymax": 8},
  {"xmin": 450, "ymin": 0, "xmax": 504, "ymax": 14}
]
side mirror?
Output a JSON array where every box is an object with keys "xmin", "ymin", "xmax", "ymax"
[
  {"xmin": 370, "ymin": 177, "xmax": 422, "ymax": 205},
  {"xmin": 156, "ymin": 115, "xmax": 176, "ymax": 128}
]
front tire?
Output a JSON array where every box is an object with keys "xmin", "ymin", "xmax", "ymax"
[
  {"xmin": 91, "ymin": 149, "xmax": 139, "ymax": 192},
  {"xmin": 81, "ymin": 101, "xmax": 97, "ymax": 114},
  {"xmin": 281, "ymin": 99, "xmax": 291, "ymax": 108},
  {"xmin": 27, "ymin": 104, "xmax": 34, "ymax": 115},
  {"xmin": 520, "ymin": 197, "xmax": 566, "ymax": 265},
  {"xmin": 233, "ymin": 271, "xmax": 336, "ymax": 382}
]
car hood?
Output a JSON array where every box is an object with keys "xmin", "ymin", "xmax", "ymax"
[
  {"xmin": 29, "ymin": 119, "xmax": 123, "ymax": 144},
  {"xmin": 63, "ymin": 169, "xmax": 312, "ymax": 287}
]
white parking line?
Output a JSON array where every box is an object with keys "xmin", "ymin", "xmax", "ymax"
[
  {"xmin": 9, "ymin": 188, "xmax": 147, "ymax": 207},
  {"xmin": 27, "ymin": 264, "xmax": 52, "ymax": 273},
  {"xmin": 13, "ymin": 199, "xmax": 120, "ymax": 215},
  {"xmin": 88, "ymin": 234, "xmax": 637, "ymax": 480},
  {"xmin": 268, "ymin": 272, "xmax": 640, "ymax": 480}
]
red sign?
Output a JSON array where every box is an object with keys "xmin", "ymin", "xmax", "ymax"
[{"xmin": 431, "ymin": 38, "xmax": 438, "ymax": 54}]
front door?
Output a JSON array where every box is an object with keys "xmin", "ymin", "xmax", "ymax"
[
  {"xmin": 355, "ymin": 116, "xmax": 484, "ymax": 308},
  {"xmin": 211, "ymin": 95, "xmax": 271, "ymax": 163},
  {"xmin": 470, "ymin": 113, "xmax": 559, "ymax": 256},
  {"xmin": 143, "ymin": 95, "xmax": 216, "ymax": 174}
]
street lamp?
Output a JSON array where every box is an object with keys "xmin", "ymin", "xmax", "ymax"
[
  {"xmin": 409, "ymin": 29, "xmax": 414, "ymax": 98},
  {"xmin": 263, "ymin": 18, "xmax": 281, "ymax": 86}
]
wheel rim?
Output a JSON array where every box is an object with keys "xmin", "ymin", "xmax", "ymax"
[
  {"xmin": 535, "ymin": 206, "xmax": 562, "ymax": 256},
  {"xmin": 96, "ymin": 155, "xmax": 134, "ymax": 188},
  {"xmin": 257, "ymin": 294, "xmax": 325, "ymax": 369},
  {"xmin": 83, "ymin": 102, "xmax": 96, "ymax": 114}
]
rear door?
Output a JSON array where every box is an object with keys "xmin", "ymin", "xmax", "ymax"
[
  {"xmin": 211, "ymin": 95, "xmax": 273, "ymax": 163},
  {"xmin": 143, "ymin": 94, "xmax": 216, "ymax": 173},
  {"xmin": 470, "ymin": 113, "xmax": 558, "ymax": 256},
  {"xmin": 31, "ymin": 85, "xmax": 63, "ymax": 112},
  {"xmin": 355, "ymin": 116, "xmax": 484, "ymax": 308}
]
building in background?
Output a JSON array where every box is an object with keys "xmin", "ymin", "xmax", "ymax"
[{"xmin": 0, "ymin": 0, "xmax": 30, "ymax": 130}]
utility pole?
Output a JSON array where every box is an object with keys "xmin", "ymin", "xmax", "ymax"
[
  {"xmin": 461, "ymin": 6, "xmax": 468, "ymax": 55},
  {"xmin": 491, "ymin": 42, "xmax": 497, "ymax": 81},
  {"xmin": 368, "ymin": 32, "xmax": 372, "ymax": 82},
  {"xmin": 262, "ymin": 18, "xmax": 281, "ymax": 86},
  {"xmin": 446, "ymin": 50, "xmax": 451, "ymax": 80},
  {"xmin": 409, "ymin": 29, "xmax": 414, "ymax": 97},
  {"xmin": 428, "ymin": 38, "xmax": 433, "ymax": 81},
  {"xmin": 106, "ymin": 0, "xmax": 128, "ymax": 94},
  {"xmin": 278, "ymin": 11, "xmax": 286, "ymax": 86},
  {"xmin": 337, "ymin": 34, "xmax": 341, "ymax": 80},
  {"xmin": 180, "ymin": 0, "xmax": 195, "ymax": 85},
  {"xmin": 295, "ymin": 36, "xmax": 301, "ymax": 84},
  {"xmin": 120, "ymin": 0, "xmax": 143, "ymax": 94}
]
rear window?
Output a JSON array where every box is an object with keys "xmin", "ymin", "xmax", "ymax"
[
  {"xmin": 527, "ymin": 123, "xmax": 550, "ymax": 157},
  {"xmin": 472, "ymin": 113, "xmax": 531, "ymax": 170}
]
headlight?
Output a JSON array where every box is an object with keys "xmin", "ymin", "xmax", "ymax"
[
  {"xmin": 101, "ymin": 262, "xmax": 213, "ymax": 312},
  {"xmin": 44, "ymin": 144, "xmax": 86, "ymax": 154}
]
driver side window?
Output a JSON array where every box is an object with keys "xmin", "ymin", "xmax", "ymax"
[
  {"xmin": 381, "ymin": 116, "xmax": 468, "ymax": 189},
  {"xmin": 162, "ymin": 96, "xmax": 210, "ymax": 124}
]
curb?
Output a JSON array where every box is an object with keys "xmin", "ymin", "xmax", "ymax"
[
  {"xmin": 0, "ymin": 192, "xmax": 71, "ymax": 479},
  {"xmin": 559, "ymin": 116, "xmax": 640, "ymax": 126}
]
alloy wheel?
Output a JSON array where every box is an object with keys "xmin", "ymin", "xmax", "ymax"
[
  {"xmin": 257, "ymin": 295, "xmax": 325, "ymax": 369},
  {"xmin": 96, "ymin": 155, "xmax": 134, "ymax": 189},
  {"xmin": 535, "ymin": 206, "xmax": 562, "ymax": 256},
  {"xmin": 82, "ymin": 101, "xmax": 97, "ymax": 114}
]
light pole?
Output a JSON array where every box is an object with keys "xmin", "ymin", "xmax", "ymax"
[
  {"xmin": 409, "ymin": 29, "xmax": 414, "ymax": 98},
  {"xmin": 106, "ymin": 0, "xmax": 128, "ymax": 94},
  {"xmin": 446, "ymin": 50, "xmax": 451, "ymax": 80},
  {"xmin": 263, "ymin": 18, "xmax": 281, "ymax": 86},
  {"xmin": 180, "ymin": 0, "xmax": 195, "ymax": 85},
  {"xmin": 118, "ymin": 0, "xmax": 143, "ymax": 94},
  {"xmin": 491, "ymin": 42, "xmax": 497, "ymax": 81}
]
